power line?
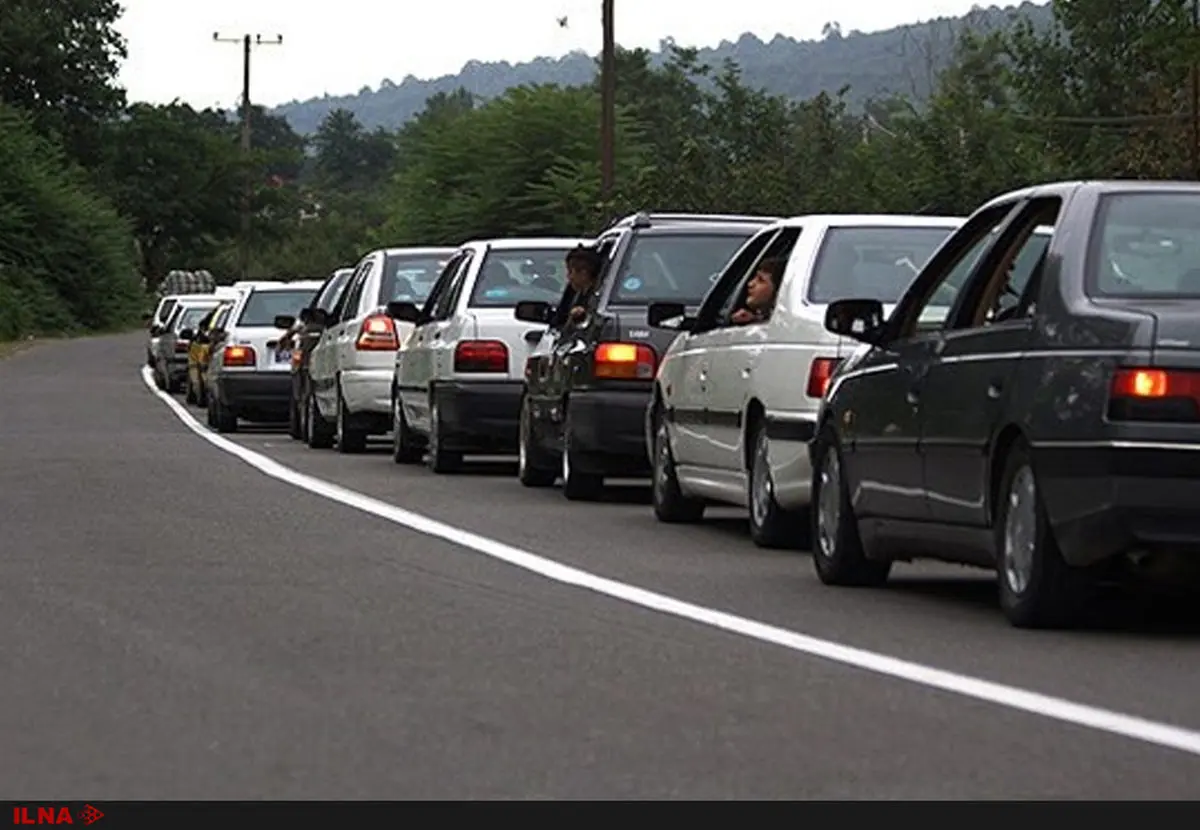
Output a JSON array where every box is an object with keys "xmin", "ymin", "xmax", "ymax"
[{"xmin": 213, "ymin": 32, "xmax": 283, "ymax": 280}]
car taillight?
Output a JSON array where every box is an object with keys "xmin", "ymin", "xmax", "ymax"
[
  {"xmin": 454, "ymin": 340, "xmax": 508, "ymax": 373},
  {"xmin": 806, "ymin": 357, "xmax": 842, "ymax": 398},
  {"xmin": 1108, "ymin": 367, "xmax": 1200, "ymax": 422},
  {"xmin": 222, "ymin": 344, "xmax": 256, "ymax": 367},
  {"xmin": 594, "ymin": 342, "xmax": 656, "ymax": 380},
  {"xmin": 291, "ymin": 348, "xmax": 302, "ymax": 369},
  {"xmin": 174, "ymin": 341, "xmax": 190, "ymax": 353},
  {"xmin": 356, "ymin": 313, "xmax": 398, "ymax": 350}
]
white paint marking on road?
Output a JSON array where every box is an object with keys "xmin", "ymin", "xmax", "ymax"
[{"xmin": 142, "ymin": 366, "xmax": 1200, "ymax": 758}]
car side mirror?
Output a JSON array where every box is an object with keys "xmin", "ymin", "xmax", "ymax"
[
  {"xmin": 647, "ymin": 301, "xmax": 694, "ymax": 331},
  {"xmin": 514, "ymin": 300, "xmax": 553, "ymax": 324},
  {"xmin": 386, "ymin": 301, "xmax": 421, "ymax": 323},
  {"xmin": 178, "ymin": 327, "xmax": 195, "ymax": 341},
  {"xmin": 824, "ymin": 298, "xmax": 888, "ymax": 345},
  {"xmin": 274, "ymin": 314, "xmax": 295, "ymax": 330},
  {"xmin": 298, "ymin": 307, "xmax": 314, "ymax": 324}
]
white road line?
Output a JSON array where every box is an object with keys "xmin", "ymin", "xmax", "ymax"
[{"xmin": 143, "ymin": 366, "xmax": 1200, "ymax": 758}]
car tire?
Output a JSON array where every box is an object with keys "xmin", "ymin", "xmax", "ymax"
[
  {"xmin": 427, "ymin": 396, "xmax": 463, "ymax": 473},
  {"xmin": 196, "ymin": 379, "xmax": 208, "ymax": 409},
  {"xmin": 213, "ymin": 397, "xmax": 238, "ymax": 434},
  {"xmin": 561, "ymin": 408, "xmax": 603, "ymax": 501},
  {"xmin": 335, "ymin": 384, "xmax": 367, "ymax": 454},
  {"xmin": 517, "ymin": 396, "xmax": 556, "ymax": 487},
  {"xmin": 810, "ymin": 425, "xmax": 890, "ymax": 586},
  {"xmin": 154, "ymin": 365, "xmax": 167, "ymax": 391},
  {"xmin": 995, "ymin": 441, "xmax": 1096, "ymax": 629},
  {"xmin": 391, "ymin": 393, "xmax": 424, "ymax": 464},
  {"xmin": 747, "ymin": 419, "xmax": 809, "ymax": 549},
  {"xmin": 651, "ymin": 412, "xmax": 704, "ymax": 522},
  {"xmin": 205, "ymin": 394, "xmax": 217, "ymax": 428},
  {"xmin": 305, "ymin": 391, "xmax": 335, "ymax": 449},
  {"xmin": 287, "ymin": 385, "xmax": 303, "ymax": 440},
  {"xmin": 184, "ymin": 375, "xmax": 197, "ymax": 405}
]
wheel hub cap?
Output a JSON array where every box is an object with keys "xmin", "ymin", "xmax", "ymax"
[
  {"xmin": 750, "ymin": 433, "xmax": 771, "ymax": 526},
  {"xmin": 816, "ymin": 450, "xmax": 841, "ymax": 559},
  {"xmin": 654, "ymin": 424, "xmax": 670, "ymax": 498},
  {"xmin": 1003, "ymin": 466, "xmax": 1037, "ymax": 595}
]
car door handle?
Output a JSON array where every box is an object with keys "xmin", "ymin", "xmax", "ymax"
[
  {"xmin": 698, "ymin": 370, "xmax": 708, "ymax": 382},
  {"xmin": 906, "ymin": 387, "xmax": 920, "ymax": 405},
  {"xmin": 987, "ymin": 380, "xmax": 1003, "ymax": 399},
  {"xmin": 741, "ymin": 367, "xmax": 751, "ymax": 378}
]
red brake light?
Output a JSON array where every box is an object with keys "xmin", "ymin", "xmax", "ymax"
[
  {"xmin": 594, "ymin": 342, "xmax": 656, "ymax": 380},
  {"xmin": 1109, "ymin": 367, "xmax": 1200, "ymax": 422},
  {"xmin": 356, "ymin": 314, "xmax": 398, "ymax": 350},
  {"xmin": 806, "ymin": 357, "xmax": 842, "ymax": 398},
  {"xmin": 455, "ymin": 340, "xmax": 508, "ymax": 373},
  {"xmin": 174, "ymin": 341, "xmax": 190, "ymax": 353},
  {"xmin": 222, "ymin": 344, "xmax": 256, "ymax": 367},
  {"xmin": 291, "ymin": 348, "xmax": 303, "ymax": 369}
]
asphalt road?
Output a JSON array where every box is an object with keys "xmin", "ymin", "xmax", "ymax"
[{"xmin": 4, "ymin": 332, "xmax": 1200, "ymax": 799}]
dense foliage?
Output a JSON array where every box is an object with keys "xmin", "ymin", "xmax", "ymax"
[{"xmin": 1, "ymin": 0, "xmax": 1197, "ymax": 341}]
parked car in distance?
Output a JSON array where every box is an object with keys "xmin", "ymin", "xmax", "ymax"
[
  {"xmin": 152, "ymin": 298, "xmax": 221, "ymax": 393},
  {"xmin": 809, "ymin": 180, "xmax": 1200, "ymax": 629},
  {"xmin": 204, "ymin": 280, "xmax": 323, "ymax": 433},
  {"xmin": 389, "ymin": 238, "xmax": 587, "ymax": 470},
  {"xmin": 146, "ymin": 292, "xmax": 214, "ymax": 368},
  {"xmin": 647, "ymin": 214, "xmax": 965, "ymax": 548},
  {"xmin": 515, "ymin": 212, "xmax": 778, "ymax": 499},
  {"xmin": 185, "ymin": 300, "xmax": 234, "ymax": 407},
  {"xmin": 303, "ymin": 248, "xmax": 454, "ymax": 452}
]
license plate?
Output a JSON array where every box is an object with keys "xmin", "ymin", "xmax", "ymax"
[{"xmin": 274, "ymin": 349, "xmax": 292, "ymax": 363}]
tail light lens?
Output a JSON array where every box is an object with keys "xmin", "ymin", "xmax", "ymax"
[
  {"xmin": 1108, "ymin": 367, "xmax": 1200, "ymax": 422},
  {"xmin": 174, "ymin": 341, "xmax": 190, "ymax": 353},
  {"xmin": 594, "ymin": 342, "xmax": 656, "ymax": 380},
  {"xmin": 455, "ymin": 340, "xmax": 508, "ymax": 373},
  {"xmin": 806, "ymin": 357, "xmax": 842, "ymax": 398},
  {"xmin": 291, "ymin": 348, "xmax": 303, "ymax": 369},
  {"xmin": 356, "ymin": 314, "xmax": 398, "ymax": 350},
  {"xmin": 222, "ymin": 344, "xmax": 256, "ymax": 367}
]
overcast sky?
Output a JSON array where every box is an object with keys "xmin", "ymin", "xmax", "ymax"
[{"xmin": 115, "ymin": 0, "xmax": 998, "ymax": 109}]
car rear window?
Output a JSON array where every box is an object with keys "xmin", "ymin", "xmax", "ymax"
[
  {"xmin": 608, "ymin": 231, "xmax": 755, "ymax": 305},
  {"xmin": 468, "ymin": 248, "xmax": 572, "ymax": 307},
  {"xmin": 1090, "ymin": 192, "xmax": 1200, "ymax": 297},
  {"xmin": 175, "ymin": 305, "xmax": 215, "ymax": 332},
  {"xmin": 807, "ymin": 225, "xmax": 959, "ymax": 304},
  {"xmin": 236, "ymin": 289, "xmax": 317, "ymax": 327},
  {"xmin": 379, "ymin": 254, "xmax": 449, "ymax": 305}
]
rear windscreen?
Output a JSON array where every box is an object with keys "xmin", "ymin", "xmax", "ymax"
[
  {"xmin": 175, "ymin": 306, "xmax": 216, "ymax": 332},
  {"xmin": 468, "ymin": 248, "xmax": 572, "ymax": 307},
  {"xmin": 379, "ymin": 255, "xmax": 449, "ymax": 305},
  {"xmin": 608, "ymin": 231, "xmax": 755, "ymax": 305},
  {"xmin": 236, "ymin": 290, "xmax": 318, "ymax": 327},
  {"xmin": 806, "ymin": 225, "xmax": 959, "ymax": 304},
  {"xmin": 1090, "ymin": 193, "xmax": 1200, "ymax": 297}
]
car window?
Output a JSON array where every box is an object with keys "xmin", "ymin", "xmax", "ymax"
[
  {"xmin": 607, "ymin": 231, "xmax": 757, "ymax": 305},
  {"xmin": 716, "ymin": 226, "xmax": 803, "ymax": 326},
  {"xmin": 434, "ymin": 252, "xmax": 475, "ymax": 319},
  {"xmin": 157, "ymin": 298, "xmax": 177, "ymax": 323},
  {"xmin": 807, "ymin": 225, "xmax": 960, "ymax": 305},
  {"xmin": 469, "ymin": 248, "xmax": 572, "ymax": 307},
  {"xmin": 175, "ymin": 305, "xmax": 214, "ymax": 332},
  {"xmin": 694, "ymin": 228, "xmax": 780, "ymax": 329},
  {"xmin": 1089, "ymin": 192, "xmax": 1200, "ymax": 297},
  {"xmin": 236, "ymin": 290, "xmax": 318, "ymax": 327},
  {"xmin": 379, "ymin": 254, "xmax": 449, "ymax": 306},
  {"xmin": 313, "ymin": 271, "xmax": 352, "ymax": 312},
  {"xmin": 339, "ymin": 263, "xmax": 373, "ymax": 321},
  {"xmin": 213, "ymin": 305, "xmax": 231, "ymax": 329}
]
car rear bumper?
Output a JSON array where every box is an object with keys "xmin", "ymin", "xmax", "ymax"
[
  {"xmin": 216, "ymin": 370, "xmax": 292, "ymax": 417},
  {"xmin": 1036, "ymin": 441, "xmax": 1200, "ymax": 567},
  {"xmin": 341, "ymin": 367, "xmax": 392, "ymax": 415},
  {"xmin": 567, "ymin": 387, "xmax": 652, "ymax": 476},
  {"xmin": 433, "ymin": 379, "xmax": 523, "ymax": 452}
]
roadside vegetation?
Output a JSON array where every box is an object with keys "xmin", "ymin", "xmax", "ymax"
[{"xmin": 1, "ymin": 0, "xmax": 1194, "ymax": 341}]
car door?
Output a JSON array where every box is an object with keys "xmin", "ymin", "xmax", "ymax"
[
  {"xmin": 918, "ymin": 196, "xmax": 1060, "ymax": 527},
  {"xmin": 313, "ymin": 263, "xmax": 368, "ymax": 413},
  {"xmin": 429, "ymin": 250, "xmax": 477, "ymax": 381},
  {"xmin": 399, "ymin": 251, "xmax": 471, "ymax": 432},
  {"xmin": 545, "ymin": 233, "xmax": 621, "ymax": 403},
  {"xmin": 335, "ymin": 257, "xmax": 379, "ymax": 377}
]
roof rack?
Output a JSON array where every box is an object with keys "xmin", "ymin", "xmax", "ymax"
[{"xmin": 603, "ymin": 211, "xmax": 781, "ymax": 231}]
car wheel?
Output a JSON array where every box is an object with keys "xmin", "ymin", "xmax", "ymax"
[
  {"xmin": 810, "ymin": 425, "xmax": 890, "ymax": 586},
  {"xmin": 154, "ymin": 365, "xmax": 167, "ymax": 391},
  {"xmin": 205, "ymin": 393, "xmax": 217, "ymax": 428},
  {"xmin": 651, "ymin": 412, "xmax": 704, "ymax": 522},
  {"xmin": 305, "ymin": 390, "xmax": 335, "ymax": 449},
  {"xmin": 517, "ymin": 396, "xmax": 556, "ymax": 487},
  {"xmin": 995, "ymin": 441, "xmax": 1096, "ymax": 629},
  {"xmin": 391, "ymin": 393, "xmax": 424, "ymax": 464},
  {"xmin": 213, "ymin": 397, "xmax": 238, "ymax": 434},
  {"xmin": 335, "ymin": 383, "xmax": 367, "ymax": 454},
  {"xmin": 184, "ymin": 375, "xmax": 197, "ymax": 405},
  {"xmin": 747, "ymin": 419, "xmax": 809, "ymax": 549},
  {"xmin": 287, "ymin": 386, "xmax": 303, "ymax": 440},
  {"xmin": 561, "ymin": 408, "xmax": 603, "ymax": 501},
  {"xmin": 427, "ymin": 396, "xmax": 463, "ymax": 473}
]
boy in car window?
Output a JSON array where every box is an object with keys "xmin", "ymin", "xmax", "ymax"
[
  {"xmin": 731, "ymin": 257, "xmax": 784, "ymax": 325},
  {"xmin": 565, "ymin": 245, "xmax": 603, "ymax": 322}
]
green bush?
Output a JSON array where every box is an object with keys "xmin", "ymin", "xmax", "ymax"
[{"xmin": 0, "ymin": 103, "xmax": 141, "ymax": 340}]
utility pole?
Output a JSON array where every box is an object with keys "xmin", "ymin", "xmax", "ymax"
[
  {"xmin": 1191, "ymin": 0, "xmax": 1199, "ymax": 179},
  {"xmin": 213, "ymin": 32, "xmax": 283, "ymax": 280},
  {"xmin": 600, "ymin": 0, "xmax": 615, "ymax": 205}
]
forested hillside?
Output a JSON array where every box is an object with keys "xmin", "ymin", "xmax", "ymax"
[{"xmin": 271, "ymin": 2, "xmax": 1053, "ymax": 134}]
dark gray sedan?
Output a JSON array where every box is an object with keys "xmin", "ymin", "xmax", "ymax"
[{"xmin": 810, "ymin": 180, "xmax": 1200, "ymax": 629}]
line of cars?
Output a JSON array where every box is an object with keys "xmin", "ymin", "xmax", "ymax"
[{"xmin": 151, "ymin": 181, "xmax": 1200, "ymax": 630}]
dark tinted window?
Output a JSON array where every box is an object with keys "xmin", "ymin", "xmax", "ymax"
[
  {"xmin": 807, "ymin": 225, "xmax": 960, "ymax": 304},
  {"xmin": 313, "ymin": 271, "xmax": 353, "ymax": 311},
  {"xmin": 236, "ymin": 289, "xmax": 317, "ymax": 327},
  {"xmin": 1090, "ymin": 193, "xmax": 1200, "ymax": 297},
  {"xmin": 157, "ymin": 298, "xmax": 178, "ymax": 322},
  {"xmin": 608, "ymin": 231, "xmax": 755, "ymax": 305},
  {"xmin": 379, "ymin": 254, "xmax": 450, "ymax": 305},
  {"xmin": 468, "ymin": 248, "xmax": 572, "ymax": 307}
]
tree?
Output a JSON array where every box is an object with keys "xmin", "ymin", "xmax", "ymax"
[{"xmin": 311, "ymin": 108, "xmax": 398, "ymax": 191}]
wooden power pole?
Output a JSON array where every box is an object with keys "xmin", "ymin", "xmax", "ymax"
[
  {"xmin": 600, "ymin": 0, "xmax": 615, "ymax": 204},
  {"xmin": 1192, "ymin": 0, "xmax": 1199, "ymax": 179},
  {"xmin": 213, "ymin": 32, "xmax": 283, "ymax": 280}
]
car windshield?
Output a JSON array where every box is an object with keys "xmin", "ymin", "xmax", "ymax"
[
  {"xmin": 468, "ymin": 248, "xmax": 572, "ymax": 307},
  {"xmin": 1091, "ymin": 193, "xmax": 1200, "ymax": 297},
  {"xmin": 807, "ymin": 226, "xmax": 960, "ymax": 304},
  {"xmin": 236, "ymin": 289, "xmax": 317, "ymax": 327},
  {"xmin": 379, "ymin": 254, "xmax": 448, "ymax": 305},
  {"xmin": 608, "ymin": 231, "xmax": 755, "ymax": 305},
  {"xmin": 175, "ymin": 305, "xmax": 215, "ymax": 332}
]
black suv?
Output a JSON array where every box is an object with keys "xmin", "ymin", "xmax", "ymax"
[{"xmin": 514, "ymin": 212, "xmax": 778, "ymax": 500}]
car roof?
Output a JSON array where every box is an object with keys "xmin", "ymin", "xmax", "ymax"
[
  {"xmin": 460, "ymin": 237, "xmax": 593, "ymax": 250},
  {"xmin": 161, "ymin": 292, "xmax": 218, "ymax": 302},
  {"xmin": 379, "ymin": 246, "xmax": 457, "ymax": 257},
  {"xmin": 242, "ymin": 280, "xmax": 323, "ymax": 292},
  {"xmin": 772, "ymin": 213, "xmax": 967, "ymax": 230},
  {"xmin": 605, "ymin": 212, "xmax": 780, "ymax": 231}
]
